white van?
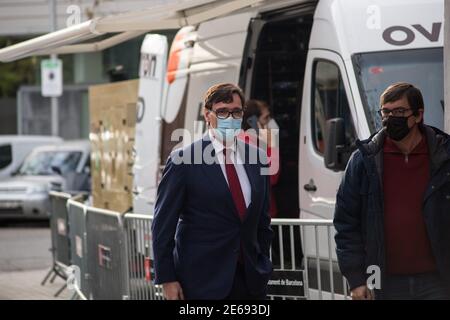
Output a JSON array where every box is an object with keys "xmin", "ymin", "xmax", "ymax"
[
  {"xmin": 133, "ymin": 0, "xmax": 444, "ymax": 219},
  {"xmin": 0, "ymin": 135, "xmax": 63, "ymax": 180},
  {"xmin": 0, "ymin": 0, "xmax": 443, "ymax": 297},
  {"xmin": 131, "ymin": 0, "xmax": 443, "ymax": 297}
]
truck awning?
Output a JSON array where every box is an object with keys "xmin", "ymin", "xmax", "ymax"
[{"xmin": 0, "ymin": 0, "xmax": 263, "ymax": 62}]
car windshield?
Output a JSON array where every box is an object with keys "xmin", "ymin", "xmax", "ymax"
[
  {"xmin": 353, "ymin": 48, "xmax": 443, "ymax": 133},
  {"xmin": 18, "ymin": 150, "xmax": 82, "ymax": 176}
]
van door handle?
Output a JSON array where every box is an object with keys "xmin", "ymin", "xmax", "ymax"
[{"xmin": 303, "ymin": 179, "xmax": 317, "ymax": 192}]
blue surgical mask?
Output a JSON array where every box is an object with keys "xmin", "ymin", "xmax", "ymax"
[{"xmin": 215, "ymin": 117, "xmax": 242, "ymax": 142}]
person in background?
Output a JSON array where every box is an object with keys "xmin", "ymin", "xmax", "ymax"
[{"xmin": 240, "ymin": 99, "xmax": 280, "ymax": 219}]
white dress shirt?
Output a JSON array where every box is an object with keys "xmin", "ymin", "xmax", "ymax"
[{"xmin": 208, "ymin": 130, "xmax": 251, "ymax": 208}]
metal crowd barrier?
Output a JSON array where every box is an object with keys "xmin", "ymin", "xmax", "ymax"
[
  {"xmin": 67, "ymin": 198, "xmax": 90, "ymax": 299},
  {"xmin": 48, "ymin": 196, "xmax": 348, "ymax": 300},
  {"xmin": 120, "ymin": 214, "xmax": 349, "ymax": 300},
  {"xmin": 123, "ymin": 213, "xmax": 163, "ymax": 300},
  {"xmin": 41, "ymin": 191, "xmax": 74, "ymax": 297},
  {"xmin": 269, "ymin": 219, "xmax": 349, "ymax": 300},
  {"xmin": 50, "ymin": 191, "xmax": 72, "ymax": 267},
  {"xmin": 85, "ymin": 206, "xmax": 130, "ymax": 300}
]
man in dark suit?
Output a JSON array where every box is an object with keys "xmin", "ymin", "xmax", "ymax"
[{"xmin": 152, "ymin": 83, "xmax": 273, "ymax": 300}]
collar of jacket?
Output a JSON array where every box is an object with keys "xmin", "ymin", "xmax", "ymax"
[{"xmin": 355, "ymin": 125, "xmax": 450, "ymax": 178}]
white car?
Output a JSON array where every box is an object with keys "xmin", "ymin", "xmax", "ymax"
[
  {"xmin": 0, "ymin": 135, "xmax": 62, "ymax": 180},
  {"xmin": 0, "ymin": 140, "xmax": 90, "ymax": 219}
]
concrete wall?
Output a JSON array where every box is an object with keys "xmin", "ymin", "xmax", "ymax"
[
  {"xmin": 17, "ymin": 85, "xmax": 88, "ymax": 139},
  {"xmin": 0, "ymin": 98, "xmax": 17, "ymax": 134}
]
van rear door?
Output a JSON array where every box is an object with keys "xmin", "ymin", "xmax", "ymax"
[
  {"xmin": 133, "ymin": 34, "xmax": 168, "ymax": 215},
  {"xmin": 159, "ymin": 26, "xmax": 197, "ymax": 165},
  {"xmin": 182, "ymin": 12, "xmax": 255, "ymax": 142}
]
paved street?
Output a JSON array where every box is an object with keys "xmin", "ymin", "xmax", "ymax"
[
  {"xmin": 0, "ymin": 221, "xmax": 51, "ymax": 272},
  {"xmin": 0, "ymin": 220, "xmax": 71, "ymax": 299}
]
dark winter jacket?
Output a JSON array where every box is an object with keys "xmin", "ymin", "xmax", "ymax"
[{"xmin": 334, "ymin": 125, "xmax": 450, "ymax": 297}]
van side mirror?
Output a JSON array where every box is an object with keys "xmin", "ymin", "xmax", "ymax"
[{"xmin": 324, "ymin": 118, "xmax": 352, "ymax": 172}]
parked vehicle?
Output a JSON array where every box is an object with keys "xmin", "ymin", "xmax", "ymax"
[
  {"xmin": 0, "ymin": 140, "xmax": 90, "ymax": 219},
  {"xmin": 0, "ymin": 135, "xmax": 62, "ymax": 180},
  {"xmin": 134, "ymin": 0, "xmax": 444, "ymax": 219}
]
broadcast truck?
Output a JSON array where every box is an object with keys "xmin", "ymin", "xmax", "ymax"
[
  {"xmin": 0, "ymin": 0, "xmax": 444, "ymax": 299},
  {"xmin": 132, "ymin": 0, "xmax": 444, "ymax": 298}
]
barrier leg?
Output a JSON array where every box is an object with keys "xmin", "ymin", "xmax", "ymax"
[
  {"xmin": 50, "ymin": 271, "xmax": 58, "ymax": 284},
  {"xmin": 54, "ymin": 265, "xmax": 67, "ymax": 280},
  {"xmin": 54, "ymin": 283, "xmax": 67, "ymax": 297},
  {"xmin": 41, "ymin": 267, "xmax": 54, "ymax": 286}
]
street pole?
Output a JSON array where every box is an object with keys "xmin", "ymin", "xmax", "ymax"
[
  {"xmin": 445, "ymin": 0, "xmax": 450, "ymax": 134},
  {"xmin": 49, "ymin": 0, "xmax": 59, "ymax": 136}
]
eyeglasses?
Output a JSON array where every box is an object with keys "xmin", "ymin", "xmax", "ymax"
[
  {"xmin": 212, "ymin": 108, "xmax": 244, "ymax": 119},
  {"xmin": 377, "ymin": 107, "xmax": 412, "ymax": 118}
]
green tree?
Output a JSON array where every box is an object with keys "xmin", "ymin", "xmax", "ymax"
[{"xmin": 0, "ymin": 37, "xmax": 38, "ymax": 98}]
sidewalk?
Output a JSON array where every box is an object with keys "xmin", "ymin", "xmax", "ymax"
[{"xmin": 0, "ymin": 268, "xmax": 72, "ymax": 300}]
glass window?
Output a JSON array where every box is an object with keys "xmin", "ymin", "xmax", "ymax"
[
  {"xmin": 0, "ymin": 144, "xmax": 12, "ymax": 170},
  {"xmin": 312, "ymin": 60, "xmax": 356, "ymax": 155},
  {"xmin": 18, "ymin": 151, "xmax": 82, "ymax": 176},
  {"xmin": 353, "ymin": 48, "xmax": 443, "ymax": 132},
  {"xmin": 83, "ymin": 155, "xmax": 91, "ymax": 174}
]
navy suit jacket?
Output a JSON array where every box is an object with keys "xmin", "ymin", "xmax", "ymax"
[{"xmin": 152, "ymin": 135, "xmax": 273, "ymax": 299}]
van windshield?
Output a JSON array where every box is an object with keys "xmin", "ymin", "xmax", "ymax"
[
  {"xmin": 18, "ymin": 150, "xmax": 82, "ymax": 176},
  {"xmin": 353, "ymin": 48, "xmax": 443, "ymax": 133}
]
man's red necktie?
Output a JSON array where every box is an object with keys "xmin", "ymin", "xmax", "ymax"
[
  {"xmin": 224, "ymin": 148, "xmax": 247, "ymax": 221},
  {"xmin": 224, "ymin": 148, "xmax": 247, "ymax": 264}
]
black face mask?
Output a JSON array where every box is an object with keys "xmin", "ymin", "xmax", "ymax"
[{"xmin": 382, "ymin": 115, "xmax": 414, "ymax": 141}]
